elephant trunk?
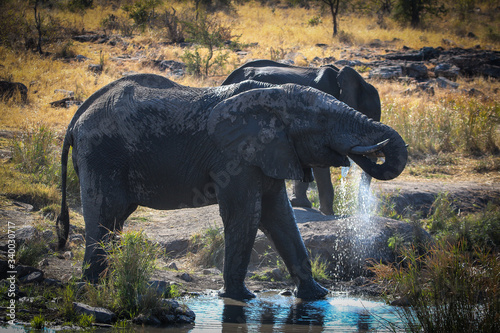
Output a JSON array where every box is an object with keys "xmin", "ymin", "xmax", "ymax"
[{"xmin": 348, "ymin": 122, "xmax": 408, "ymax": 181}]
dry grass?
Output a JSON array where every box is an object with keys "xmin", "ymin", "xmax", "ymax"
[{"xmin": 0, "ymin": 1, "xmax": 499, "ymax": 208}]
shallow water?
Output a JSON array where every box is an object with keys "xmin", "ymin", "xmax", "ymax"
[
  {"xmin": 183, "ymin": 291, "xmax": 403, "ymax": 332},
  {"xmin": 1, "ymin": 292, "xmax": 404, "ymax": 332}
]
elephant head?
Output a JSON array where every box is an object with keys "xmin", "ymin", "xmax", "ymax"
[{"xmin": 208, "ymin": 84, "xmax": 407, "ymax": 182}]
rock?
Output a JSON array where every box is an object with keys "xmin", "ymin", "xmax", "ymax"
[
  {"xmin": 267, "ymin": 268, "xmax": 284, "ymax": 281},
  {"xmin": 294, "ymin": 214, "xmax": 432, "ymax": 280},
  {"xmin": 63, "ymin": 251, "xmax": 73, "ymax": 260},
  {"xmin": 436, "ymin": 77, "xmax": 459, "ymax": 89},
  {"xmin": 43, "ymin": 278, "xmax": 62, "ymax": 287},
  {"xmin": 280, "ymin": 289, "xmax": 293, "ymax": 296},
  {"xmin": 369, "ymin": 66, "xmax": 402, "ymax": 79},
  {"xmin": 38, "ymin": 259, "xmax": 49, "ymax": 267},
  {"xmin": 15, "ymin": 265, "xmax": 41, "ymax": 279},
  {"xmin": 0, "ymin": 260, "xmax": 9, "ymax": 280},
  {"xmin": 133, "ymin": 313, "xmax": 161, "ymax": 326},
  {"xmin": 0, "ymin": 81, "xmax": 28, "ymax": 103},
  {"xmin": 385, "ymin": 46, "xmax": 441, "ymax": 61},
  {"xmin": 68, "ymin": 234, "xmax": 85, "ymax": 245},
  {"xmin": 19, "ymin": 271, "xmax": 44, "ymax": 284},
  {"xmin": 75, "ymin": 55, "xmax": 89, "ymax": 62},
  {"xmin": 402, "ymin": 62, "xmax": 428, "ymax": 79},
  {"xmin": 15, "ymin": 226, "xmax": 36, "ymax": 243},
  {"xmin": 434, "ymin": 63, "xmax": 460, "ymax": 80},
  {"xmin": 154, "ymin": 60, "xmax": 186, "ymax": 73},
  {"xmin": 335, "ymin": 59, "xmax": 364, "ymax": 67},
  {"xmin": 50, "ymin": 96, "xmax": 82, "ymax": 108},
  {"xmin": 391, "ymin": 296, "xmax": 411, "ymax": 306},
  {"xmin": 202, "ymin": 268, "xmax": 221, "ymax": 275},
  {"xmin": 148, "ymin": 280, "xmax": 170, "ymax": 297},
  {"xmin": 88, "ymin": 64, "xmax": 103, "ymax": 74},
  {"xmin": 133, "ymin": 299, "xmax": 195, "ymax": 325},
  {"xmin": 72, "ymin": 34, "xmax": 102, "ymax": 43},
  {"xmin": 73, "ymin": 302, "xmax": 116, "ymax": 324},
  {"xmin": 179, "ymin": 272, "xmax": 193, "ymax": 282},
  {"xmin": 54, "ymin": 89, "xmax": 74, "ymax": 97},
  {"xmin": 467, "ymin": 88, "xmax": 485, "ymax": 98},
  {"xmin": 167, "ymin": 262, "xmax": 178, "ymax": 270}
]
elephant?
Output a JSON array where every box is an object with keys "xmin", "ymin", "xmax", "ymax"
[
  {"xmin": 222, "ymin": 60, "xmax": 381, "ymax": 215},
  {"xmin": 56, "ymin": 74, "xmax": 407, "ymax": 300}
]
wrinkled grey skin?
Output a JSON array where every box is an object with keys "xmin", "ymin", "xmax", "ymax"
[
  {"xmin": 57, "ymin": 74, "xmax": 406, "ymax": 300},
  {"xmin": 222, "ymin": 60, "xmax": 382, "ymax": 215}
]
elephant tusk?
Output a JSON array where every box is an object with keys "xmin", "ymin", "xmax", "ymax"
[{"xmin": 349, "ymin": 138, "xmax": 390, "ymax": 155}]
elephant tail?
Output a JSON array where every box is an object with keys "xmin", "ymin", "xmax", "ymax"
[{"xmin": 56, "ymin": 136, "xmax": 71, "ymax": 250}]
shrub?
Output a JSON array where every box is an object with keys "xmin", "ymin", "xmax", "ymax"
[
  {"xmin": 190, "ymin": 223, "xmax": 225, "ymax": 269},
  {"xmin": 181, "ymin": 11, "xmax": 232, "ymax": 77},
  {"xmin": 30, "ymin": 314, "xmax": 45, "ymax": 329},
  {"xmin": 16, "ymin": 236, "xmax": 50, "ymax": 267},
  {"xmin": 310, "ymin": 252, "xmax": 329, "ymax": 281},
  {"xmin": 11, "ymin": 123, "xmax": 58, "ymax": 185},
  {"xmin": 122, "ymin": 0, "xmax": 162, "ymax": 32},
  {"xmin": 373, "ymin": 242, "xmax": 499, "ymax": 333},
  {"xmin": 96, "ymin": 231, "xmax": 163, "ymax": 317}
]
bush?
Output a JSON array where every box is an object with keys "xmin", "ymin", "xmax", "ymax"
[
  {"xmin": 181, "ymin": 12, "xmax": 232, "ymax": 77},
  {"xmin": 373, "ymin": 242, "xmax": 499, "ymax": 333},
  {"xmin": 91, "ymin": 231, "xmax": 163, "ymax": 317},
  {"xmin": 190, "ymin": 223, "xmax": 225, "ymax": 269},
  {"xmin": 11, "ymin": 123, "xmax": 58, "ymax": 185}
]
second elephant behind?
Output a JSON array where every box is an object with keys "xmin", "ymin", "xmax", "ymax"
[{"xmin": 222, "ymin": 60, "xmax": 381, "ymax": 215}]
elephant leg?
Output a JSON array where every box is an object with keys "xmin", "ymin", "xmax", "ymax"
[
  {"xmin": 358, "ymin": 171, "xmax": 373, "ymax": 214},
  {"xmin": 290, "ymin": 180, "xmax": 312, "ymax": 208},
  {"xmin": 217, "ymin": 175, "xmax": 262, "ymax": 300},
  {"xmin": 313, "ymin": 167, "xmax": 335, "ymax": 215},
  {"xmin": 260, "ymin": 180, "xmax": 328, "ymax": 300},
  {"xmin": 80, "ymin": 178, "xmax": 137, "ymax": 282}
]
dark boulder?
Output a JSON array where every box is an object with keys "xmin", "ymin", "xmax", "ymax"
[{"xmin": 0, "ymin": 81, "xmax": 28, "ymax": 103}]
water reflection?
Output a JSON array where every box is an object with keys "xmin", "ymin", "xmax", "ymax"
[{"xmin": 186, "ymin": 292, "xmax": 402, "ymax": 332}]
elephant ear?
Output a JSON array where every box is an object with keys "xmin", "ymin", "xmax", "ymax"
[
  {"xmin": 207, "ymin": 88, "xmax": 306, "ymax": 181},
  {"xmin": 337, "ymin": 66, "xmax": 381, "ymax": 121}
]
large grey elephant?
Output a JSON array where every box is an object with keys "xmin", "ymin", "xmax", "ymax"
[
  {"xmin": 222, "ymin": 60, "xmax": 381, "ymax": 215},
  {"xmin": 56, "ymin": 74, "xmax": 407, "ymax": 300}
]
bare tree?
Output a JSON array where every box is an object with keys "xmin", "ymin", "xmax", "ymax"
[
  {"xmin": 318, "ymin": 0, "xmax": 341, "ymax": 37},
  {"xmin": 34, "ymin": 1, "xmax": 43, "ymax": 55}
]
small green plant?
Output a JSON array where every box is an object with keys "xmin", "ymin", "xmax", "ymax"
[
  {"xmin": 60, "ymin": 283, "xmax": 77, "ymax": 321},
  {"xmin": 308, "ymin": 15, "xmax": 322, "ymax": 26},
  {"xmin": 99, "ymin": 230, "xmax": 163, "ymax": 316},
  {"xmin": 16, "ymin": 236, "xmax": 49, "ymax": 267},
  {"xmin": 30, "ymin": 314, "xmax": 45, "ymax": 329},
  {"xmin": 190, "ymin": 223, "xmax": 225, "ymax": 269},
  {"xmin": 309, "ymin": 251, "xmax": 329, "ymax": 281},
  {"xmin": 122, "ymin": 0, "xmax": 162, "ymax": 32},
  {"xmin": 77, "ymin": 313, "xmax": 94, "ymax": 327},
  {"xmin": 423, "ymin": 192, "xmax": 458, "ymax": 235}
]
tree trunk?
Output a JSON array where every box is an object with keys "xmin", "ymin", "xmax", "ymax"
[
  {"xmin": 410, "ymin": 0, "xmax": 420, "ymax": 28},
  {"xmin": 34, "ymin": 1, "xmax": 43, "ymax": 55},
  {"xmin": 328, "ymin": 0, "xmax": 340, "ymax": 37}
]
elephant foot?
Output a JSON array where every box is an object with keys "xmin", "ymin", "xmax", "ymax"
[
  {"xmin": 319, "ymin": 206, "xmax": 335, "ymax": 216},
  {"xmin": 218, "ymin": 286, "xmax": 256, "ymax": 300},
  {"xmin": 294, "ymin": 279, "xmax": 329, "ymax": 300},
  {"xmin": 290, "ymin": 197, "xmax": 312, "ymax": 209}
]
